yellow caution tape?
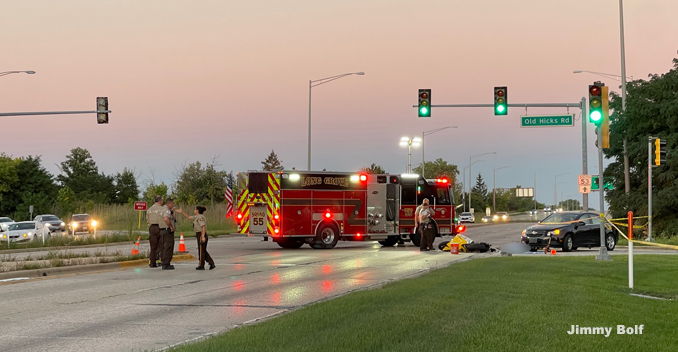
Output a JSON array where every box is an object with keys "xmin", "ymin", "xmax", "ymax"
[{"xmin": 606, "ymin": 218, "xmax": 678, "ymax": 250}]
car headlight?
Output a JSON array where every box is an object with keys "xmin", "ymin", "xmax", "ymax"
[
  {"xmin": 61, "ymin": 222, "xmax": 65, "ymax": 227},
  {"xmin": 91, "ymin": 220, "xmax": 98, "ymax": 227},
  {"xmin": 72, "ymin": 222, "xmax": 78, "ymax": 228},
  {"xmin": 45, "ymin": 223, "xmax": 51, "ymax": 227},
  {"xmin": 502, "ymin": 215, "xmax": 507, "ymax": 220},
  {"xmin": 522, "ymin": 229, "xmax": 526, "ymax": 236}
]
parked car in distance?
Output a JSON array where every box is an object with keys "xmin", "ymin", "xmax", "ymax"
[
  {"xmin": 34, "ymin": 214, "xmax": 66, "ymax": 233},
  {"xmin": 521, "ymin": 211, "xmax": 617, "ymax": 252},
  {"xmin": 544, "ymin": 207, "xmax": 552, "ymax": 213},
  {"xmin": 1, "ymin": 221, "xmax": 43, "ymax": 242},
  {"xmin": 0, "ymin": 217, "xmax": 15, "ymax": 232},
  {"xmin": 528, "ymin": 209, "xmax": 539, "ymax": 216},
  {"xmin": 494, "ymin": 212, "xmax": 509, "ymax": 221},
  {"xmin": 69, "ymin": 214, "xmax": 97, "ymax": 234},
  {"xmin": 459, "ymin": 212, "xmax": 475, "ymax": 223},
  {"xmin": 481, "ymin": 215, "xmax": 494, "ymax": 223}
]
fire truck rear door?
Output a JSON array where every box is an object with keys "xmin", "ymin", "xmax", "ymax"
[{"xmin": 249, "ymin": 205, "xmax": 268, "ymax": 234}]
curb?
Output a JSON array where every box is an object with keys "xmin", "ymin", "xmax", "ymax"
[{"xmin": 0, "ymin": 254, "xmax": 196, "ymax": 281}]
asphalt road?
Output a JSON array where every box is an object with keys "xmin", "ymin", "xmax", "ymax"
[{"xmin": 1, "ymin": 223, "xmax": 674, "ymax": 352}]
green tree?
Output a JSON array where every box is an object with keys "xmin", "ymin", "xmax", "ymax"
[
  {"xmin": 174, "ymin": 161, "xmax": 229, "ymax": 206},
  {"xmin": 56, "ymin": 186, "xmax": 77, "ymax": 216},
  {"xmin": 143, "ymin": 182, "xmax": 169, "ymax": 204},
  {"xmin": 471, "ymin": 173, "xmax": 489, "ymax": 212},
  {"xmin": 113, "ymin": 168, "xmax": 139, "ymax": 204},
  {"xmin": 57, "ymin": 147, "xmax": 115, "ymax": 202},
  {"xmin": 360, "ymin": 163, "xmax": 385, "ymax": 174},
  {"xmin": 261, "ymin": 150, "xmax": 284, "ymax": 171},
  {"xmin": 413, "ymin": 158, "xmax": 462, "ymax": 205},
  {"xmin": 605, "ymin": 56, "xmax": 678, "ymax": 236},
  {"xmin": 0, "ymin": 154, "xmax": 19, "ymax": 207}
]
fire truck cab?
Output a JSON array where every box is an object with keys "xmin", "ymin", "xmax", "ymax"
[{"xmin": 235, "ymin": 171, "xmax": 458, "ymax": 249}]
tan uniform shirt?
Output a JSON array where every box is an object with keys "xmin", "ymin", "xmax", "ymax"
[
  {"xmin": 191, "ymin": 215, "xmax": 207, "ymax": 233},
  {"xmin": 146, "ymin": 203, "xmax": 165, "ymax": 226},
  {"xmin": 162, "ymin": 206, "xmax": 177, "ymax": 230},
  {"xmin": 419, "ymin": 207, "xmax": 435, "ymax": 224}
]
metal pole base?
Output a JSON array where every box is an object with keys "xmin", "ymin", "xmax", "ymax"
[{"xmin": 596, "ymin": 247, "xmax": 612, "ymax": 261}]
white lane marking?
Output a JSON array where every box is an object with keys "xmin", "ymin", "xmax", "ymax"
[{"xmin": 0, "ymin": 277, "xmax": 30, "ymax": 283}]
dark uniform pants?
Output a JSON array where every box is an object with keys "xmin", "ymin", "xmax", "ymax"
[
  {"xmin": 420, "ymin": 223, "xmax": 435, "ymax": 250},
  {"xmin": 149, "ymin": 225, "xmax": 161, "ymax": 265},
  {"xmin": 196, "ymin": 232, "xmax": 214, "ymax": 268},
  {"xmin": 160, "ymin": 229, "xmax": 175, "ymax": 266}
]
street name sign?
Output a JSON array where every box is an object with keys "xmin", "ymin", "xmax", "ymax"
[{"xmin": 521, "ymin": 114, "xmax": 575, "ymax": 128}]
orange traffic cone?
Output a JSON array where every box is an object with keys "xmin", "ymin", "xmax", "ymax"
[
  {"xmin": 131, "ymin": 236, "xmax": 141, "ymax": 255},
  {"xmin": 178, "ymin": 233, "xmax": 188, "ymax": 253}
]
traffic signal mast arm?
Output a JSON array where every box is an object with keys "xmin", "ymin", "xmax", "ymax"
[{"xmin": 411, "ymin": 103, "xmax": 582, "ymax": 108}]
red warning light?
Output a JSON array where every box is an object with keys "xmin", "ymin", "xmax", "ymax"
[
  {"xmin": 237, "ymin": 213, "xmax": 243, "ymax": 219},
  {"xmin": 274, "ymin": 214, "xmax": 280, "ymax": 220},
  {"xmin": 359, "ymin": 174, "xmax": 367, "ymax": 182},
  {"xmin": 456, "ymin": 225, "xmax": 466, "ymax": 233},
  {"xmin": 356, "ymin": 233, "xmax": 361, "ymax": 237},
  {"xmin": 274, "ymin": 228, "xmax": 280, "ymax": 234},
  {"xmin": 325, "ymin": 212, "xmax": 332, "ymax": 219}
]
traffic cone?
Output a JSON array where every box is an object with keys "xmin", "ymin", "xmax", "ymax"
[
  {"xmin": 178, "ymin": 233, "xmax": 188, "ymax": 253},
  {"xmin": 131, "ymin": 236, "xmax": 141, "ymax": 255}
]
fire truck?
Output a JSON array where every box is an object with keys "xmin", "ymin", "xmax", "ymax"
[{"xmin": 235, "ymin": 171, "xmax": 460, "ymax": 249}]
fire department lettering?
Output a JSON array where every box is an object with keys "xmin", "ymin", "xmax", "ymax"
[
  {"xmin": 301, "ymin": 176, "xmax": 350, "ymax": 188},
  {"xmin": 251, "ymin": 211, "xmax": 266, "ymax": 226}
]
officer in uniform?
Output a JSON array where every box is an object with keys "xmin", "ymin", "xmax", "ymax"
[
  {"xmin": 146, "ymin": 195, "xmax": 164, "ymax": 268},
  {"xmin": 416, "ymin": 198, "xmax": 436, "ymax": 251},
  {"xmin": 160, "ymin": 197, "xmax": 177, "ymax": 270}
]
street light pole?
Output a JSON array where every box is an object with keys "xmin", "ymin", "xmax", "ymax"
[
  {"xmin": 307, "ymin": 72, "xmax": 364, "ymax": 171},
  {"xmin": 469, "ymin": 152, "xmax": 496, "ymax": 212},
  {"xmin": 555, "ymin": 182, "xmax": 566, "ymax": 209},
  {"xmin": 399, "ymin": 137, "xmax": 421, "ymax": 173},
  {"xmin": 421, "ymin": 126, "xmax": 457, "ymax": 178},
  {"xmin": 534, "ymin": 169, "xmax": 541, "ymax": 211},
  {"xmin": 493, "ymin": 166, "xmax": 510, "ymax": 211}
]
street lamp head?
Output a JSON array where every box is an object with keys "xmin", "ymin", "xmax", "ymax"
[
  {"xmin": 399, "ymin": 141, "xmax": 408, "ymax": 147},
  {"xmin": 25, "ymin": 71, "xmax": 36, "ymax": 74},
  {"xmin": 356, "ymin": 72, "xmax": 365, "ymax": 75},
  {"xmin": 573, "ymin": 70, "xmax": 583, "ymax": 74}
]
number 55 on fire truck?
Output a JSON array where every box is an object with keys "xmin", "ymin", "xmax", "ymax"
[{"xmin": 234, "ymin": 171, "xmax": 461, "ymax": 249}]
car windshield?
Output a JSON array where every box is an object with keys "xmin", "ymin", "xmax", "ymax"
[
  {"xmin": 461, "ymin": 213, "xmax": 472, "ymax": 216},
  {"xmin": 0, "ymin": 218, "xmax": 12, "ymax": 223},
  {"xmin": 540, "ymin": 213, "xmax": 578, "ymax": 224},
  {"xmin": 73, "ymin": 215, "xmax": 91, "ymax": 221},
  {"xmin": 9, "ymin": 223, "xmax": 35, "ymax": 230},
  {"xmin": 43, "ymin": 215, "xmax": 60, "ymax": 221}
]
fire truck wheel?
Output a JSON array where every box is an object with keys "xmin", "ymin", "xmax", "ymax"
[
  {"xmin": 378, "ymin": 237, "xmax": 398, "ymax": 247},
  {"xmin": 276, "ymin": 239, "xmax": 304, "ymax": 249},
  {"xmin": 312, "ymin": 222, "xmax": 340, "ymax": 249}
]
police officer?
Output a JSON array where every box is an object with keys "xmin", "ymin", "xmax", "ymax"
[
  {"xmin": 177, "ymin": 205, "xmax": 215, "ymax": 270},
  {"xmin": 160, "ymin": 197, "xmax": 177, "ymax": 270},
  {"xmin": 146, "ymin": 195, "xmax": 164, "ymax": 268},
  {"xmin": 416, "ymin": 198, "xmax": 436, "ymax": 251}
]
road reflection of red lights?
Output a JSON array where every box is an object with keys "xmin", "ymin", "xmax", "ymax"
[
  {"xmin": 235, "ymin": 264, "xmax": 244, "ymax": 270},
  {"xmin": 234, "ymin": 281, "xmax": 244, "ymax": 291},
  {"xmin": 271, "ymin": 292, "xmax": 281, "ymax": 305},
  {"xmin": 322, "ymin": 265, "xmax": 332, "ymax": 275},
  {"xmin": 271, "ymin": 273, "xmax": 280, "ymax": 285},
  {"xmin": 322, "ymin": 280, "xmax": 333, "ymax": 292},
  {"xmin": 272, "ymin": 260, "xmax": 280, "ymax": 266},
  {"xmin": 233, "ymin": 299, "xmax": 246, "ymax": 315}
]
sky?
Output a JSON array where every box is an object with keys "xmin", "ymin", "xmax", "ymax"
[{"xmin": 2, "ymin": 0, "xmax": 677, "ymax": 207}]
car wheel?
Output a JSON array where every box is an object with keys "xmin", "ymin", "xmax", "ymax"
[
  {"xmin": 529, "ymin": 247, "xmax": 538, "ymax": 252},
  {"xmin": 605, "ymin": 233, "xmax": 616, "ymax": 251},
  {"xmin": 312, "ymin": 222, "xmax": 340, "ymax": 249},
  {"xmin": 562, "ymin": 234, "xmax": 574, "ymax": 252}
]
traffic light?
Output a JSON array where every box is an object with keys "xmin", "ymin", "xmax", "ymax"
[
  {"xmin": 654, "ymin": 138, "xmax": 667, "ymax": 166},
  {"xmin": 601, "ymin": 85, "xmax": 610, "ymax": 148},
  {"xmin": 97, "ymin": 97, "xmax": 109, "ymax": 124},
  {"xmin": 418, "ymin": 89, "xmax": 431, "ymax": 117},
  {"xmin": 588, "ymin": 82, "xmax": 604, "ymax": 125},
  {"xmin": 494, "ymin": 87, "xmax": 507, "ymax": 115}
]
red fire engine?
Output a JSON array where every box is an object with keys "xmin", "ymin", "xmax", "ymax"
[{"xmin": 235, "ymin": 171, "xmax": 459, "ymax": 249}]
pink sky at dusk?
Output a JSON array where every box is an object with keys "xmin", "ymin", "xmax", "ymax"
[{"xmin": 1, "ymin": 0, "xmax": 677, "ymax": 205}]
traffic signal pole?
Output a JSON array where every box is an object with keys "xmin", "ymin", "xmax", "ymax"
[
  {"xmin": 0, "ymin": 110, "xmax": 109, "ymax": 117},
  {"xmin": 648, "ymin": 136, "xmax": 654, "ymax": 242},
  {"xmin": 412, "ymin": 100, "xmax": 587, "ymax": 210},
  {"xmin": 596, "ymin": 124, "xmax": 611, "ymax": 261}
]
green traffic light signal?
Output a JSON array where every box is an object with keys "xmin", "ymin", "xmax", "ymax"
[
  {"xmin": 588, "ymin": 83, "xmax": 605, "ymax": 125},
  {"xmin": 494, "ymin": 87, "xmax": 507, "ymax": 116},
  {"xmin": 418, "ymin": 89, "xmax": 431, "ymax": 118}
]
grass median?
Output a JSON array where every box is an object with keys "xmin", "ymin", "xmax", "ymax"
[{"xmin": 171, "ymin": 255, "xmax": 678, "ymax": 352}]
